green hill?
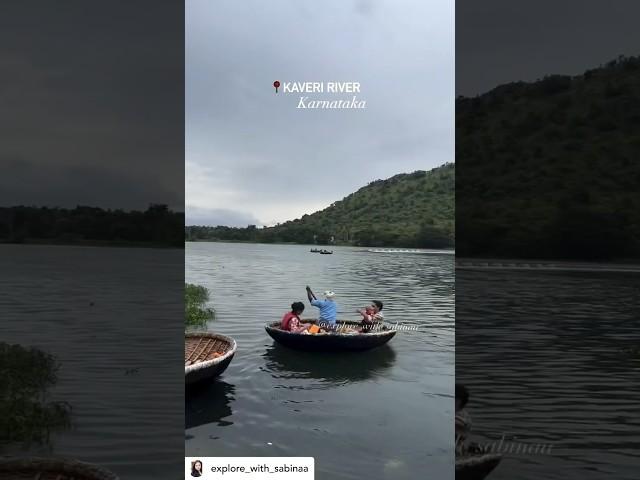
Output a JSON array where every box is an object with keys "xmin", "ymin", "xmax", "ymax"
[
  {"xmin": 186, "ymin": 163, "xmax": 454, "ymax": 248},
  {"xmin": 457, "ymin": 55, "xmax": 640, "ymax": 260}
]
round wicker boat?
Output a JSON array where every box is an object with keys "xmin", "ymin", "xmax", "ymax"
[
  {"xmin": 265, "ymin": 320, "xmax": 396, "ymax": 351},
  {"xmin": 0, "ymin": 457, "xmax": 118, "ymax": 480},
  {"xmin": 185, "ymin": 332, "xmax": 237, "ymax": 385},
  {"xmin": 455, "ymin": 453, "xmax": 502, "ymax": 480}
]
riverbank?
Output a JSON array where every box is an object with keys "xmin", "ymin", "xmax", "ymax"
[
  {"xmin": 456, "ymin": 258, "xmax": 640, "ymax": 273},
  {"xmin": 1, "ymin": 239, "xmax": 183, "ymax": 249},
  {"xmin": 186, "ymin": 238, "xmax": 454, "ymax": 251}
]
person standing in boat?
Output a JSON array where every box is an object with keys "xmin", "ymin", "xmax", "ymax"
[
  {"xmin": 280, "ymin": 302, "xmax": 309, "ymax": 333},
  {"xmin": 306, "ymin": 287, "xmax": 338, "ymax": 328}
]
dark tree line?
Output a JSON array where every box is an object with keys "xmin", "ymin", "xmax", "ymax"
[
  {"xmin": 185, "ymin": 222, "xmax": 453, "ymax": 249},
  {"xmin": 0, "ymin": 205, "xmax": 184, "ymax": 247}
]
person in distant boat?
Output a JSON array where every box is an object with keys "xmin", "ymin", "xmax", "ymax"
[
  {"xmin": 306, "ymin": 287, "xmax": 338, "ymax": 328},
  {"xmin": 455, "ymin": 384, "xmax": 472, "ymax": 453},
  {"xmin": 358, "ymin": 300, "xmax": 384, "ymax": 332},
  {"xmin": 191, "ymin": 460, "xmax": 203, "ymax": 477},
  {"xmin": 280, "ymin": 302, "xmax": 309, "ymax": 333}
]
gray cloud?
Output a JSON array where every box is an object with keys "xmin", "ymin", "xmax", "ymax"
[
  {"xmin": 186, "ymin": 0, "xmax": 454, "ymax": 226},
  {"xmin": 186, "ymin": 206, "xmax": 260, "ymax": 228},
  {"xmin": 457, "ymin": 0, "xmax": 640, "ymax": 96},
  {"xmin": 0, "ymin": 156, "xmax": 181, "ymax": 209},
  {"xmin": 1, "ymin": 1, "xmax": 183, "ymax": 211}
]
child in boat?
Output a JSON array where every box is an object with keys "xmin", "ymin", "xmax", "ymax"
[
  {"xmin": 363, "ymin": 306, "xmax": 375, "ymax": 318},
  {"xmin": 358, "ymin": 300, "xmax": 384, "ymax": 332},
  {"xmin": 280, "ymin": 302, "xmax": 309, "ymax": 333},
  {"xmin": 455, "ymin": 383, "xmax": 472, "ymax": 454}
]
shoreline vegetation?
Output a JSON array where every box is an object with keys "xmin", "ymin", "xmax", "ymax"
[
  {"xmin": 185, "ymin": 283, "xmax": 215, "ymax": 329},
  {"xmin": 186, "ymin": 238, "xmax": 455, "ymax": 249},
  {"xmin": 1, "ymin": 238, "xmax": 183, "ymax": 249},
  {"xmin": 186, "ymin": 164, "xmax": 455, "ymax": 249},
  {"xmin": 1, "ymin": 343, "xmax": 71, "ymax": 449},
  {"xmin": 0, "ymin": 204, "xmax": 184, "ymax": 248},
  {"xmin": 456, "ymin": 257, "xmax": 640, "ymax": 271}
]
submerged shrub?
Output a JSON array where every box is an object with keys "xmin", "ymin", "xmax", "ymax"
[{"xmin": 0, "ymin": 343, "xmax": 72, "ymax": 448}]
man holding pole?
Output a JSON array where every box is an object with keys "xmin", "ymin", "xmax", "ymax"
[{"xmin": 306, "ymin": 286, "xmax": 338, "ymax": 328}]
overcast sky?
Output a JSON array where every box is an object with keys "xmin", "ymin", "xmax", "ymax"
[
  {"xmin": 1, "ymin": 1, "xmax": 183, "ymax": 211},
  {"xmin": 5, "ymin": 2, "xmax": 638, "ymax": 215},
  {"xmin": 457, "ymin": 0, "xmax": 640, "ymax": 96},
  {"xmin": 186, "ymin": 0, "xmax": 454, "ymax": 227}
]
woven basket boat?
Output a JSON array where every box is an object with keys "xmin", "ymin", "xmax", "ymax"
[
  {"xmin": 455, "ymin": 453, "xmax": 502, "ymax": 480},
  {"xmin": 0, "ymin": 457, "xmax": 118, "ymax": 480},
  {"xmin": 265, "ymin": 320, "xmax": 396, "ymax": 351},
  {"xmin": 185, "ymin": 332, "xmax": 237, "ymax": 385}
]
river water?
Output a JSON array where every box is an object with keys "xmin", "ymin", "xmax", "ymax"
[
  {"xmin": 1, "ymin": 244, "xmax": 184, "ymax": 479},
  {"xmin": 185, "ymin": 242, "xmax": 455, "ymax": 480},
  {"xmin": 456, "ymin": 268, "xmax": 640, "ymax": 480}
]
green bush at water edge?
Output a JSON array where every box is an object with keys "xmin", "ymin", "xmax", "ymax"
[{"xmin": 185, "ymin": 283, "xmax": 215, "ymax": 328}]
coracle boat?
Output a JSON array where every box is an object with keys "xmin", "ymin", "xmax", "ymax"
[
  {"xmin": 455, "ymin": 453, "xmax": 502, "ymax": 480},
  {"xmin": 185, "ymin": 332, "xmax": 237, "ymax": 385},
  {"xmin": 265, "ymin": 320, "xmax": 396, "ymax": 351},
  {"xmin": 0, "ymin": 457, "xmax": 118, "ymax": 480}
]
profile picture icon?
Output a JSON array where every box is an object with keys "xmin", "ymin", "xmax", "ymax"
[{"xmin": 191, "ymin": 459, "xmax": 203, "ymax": 477}]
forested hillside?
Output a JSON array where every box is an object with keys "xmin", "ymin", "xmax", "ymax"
[
  {"xmin": 187, "ymin": 163, "xmax": 454, "ymax": 248},
  {"xmin": 457, "ymin": 55, "xmax": 640, "ymax": 259}
]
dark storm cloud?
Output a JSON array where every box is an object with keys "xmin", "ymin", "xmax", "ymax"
[
  {"xmin": 457, "ymin": 0, "xmax": 640, "ymax": 96},
  {"xmin": 186, "ymin": 0, "xmax": 454, "ymax": 226},
  {"xmin": 0, "ymin": 1, "xmax": 183, "ymax": 210}
]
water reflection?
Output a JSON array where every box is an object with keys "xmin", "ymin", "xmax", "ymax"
[
  {"xmin": 185, "ymin": 381, "xmax": 235, "ymax": 429},
  {"xmin": 261, "ymin": 344, "xmax": 397, "ymax": 389}
]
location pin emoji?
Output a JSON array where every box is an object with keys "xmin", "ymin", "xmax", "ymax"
[{"xmin": 273, "ymin": 80, "xmax": 280, "ymax": 93}]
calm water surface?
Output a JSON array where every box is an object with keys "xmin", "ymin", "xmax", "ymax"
[
  {"xmin": 457, "ymin": 269, "xmax": 640, "ymax": 480},
  {"xmin": 2, "ymin": 244, "xmax": 184, "ymax": 479},
  {"xmin": 185, "ymin": 242, "xmax": 455, "ymax": 479}
]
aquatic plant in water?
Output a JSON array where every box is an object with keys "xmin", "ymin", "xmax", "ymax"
[
  {"xmin": 0, "ymin": 343, "xmax": 71, "ymax": 449},
  {"xmin": 185, "ymin": 283, "xmax": 215, "ymax": 328}
]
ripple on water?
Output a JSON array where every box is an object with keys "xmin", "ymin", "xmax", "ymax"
[
  {"xmin": 457, "ymin": 269, "xmax": 640, "ymax": 480},
  {"xmin": 2, "ymin": 245, "xmax": 184, "ymax": 479},
  {"xmin": 186, "ymin": 242, "xmax": 455, "ymax": 479}
]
